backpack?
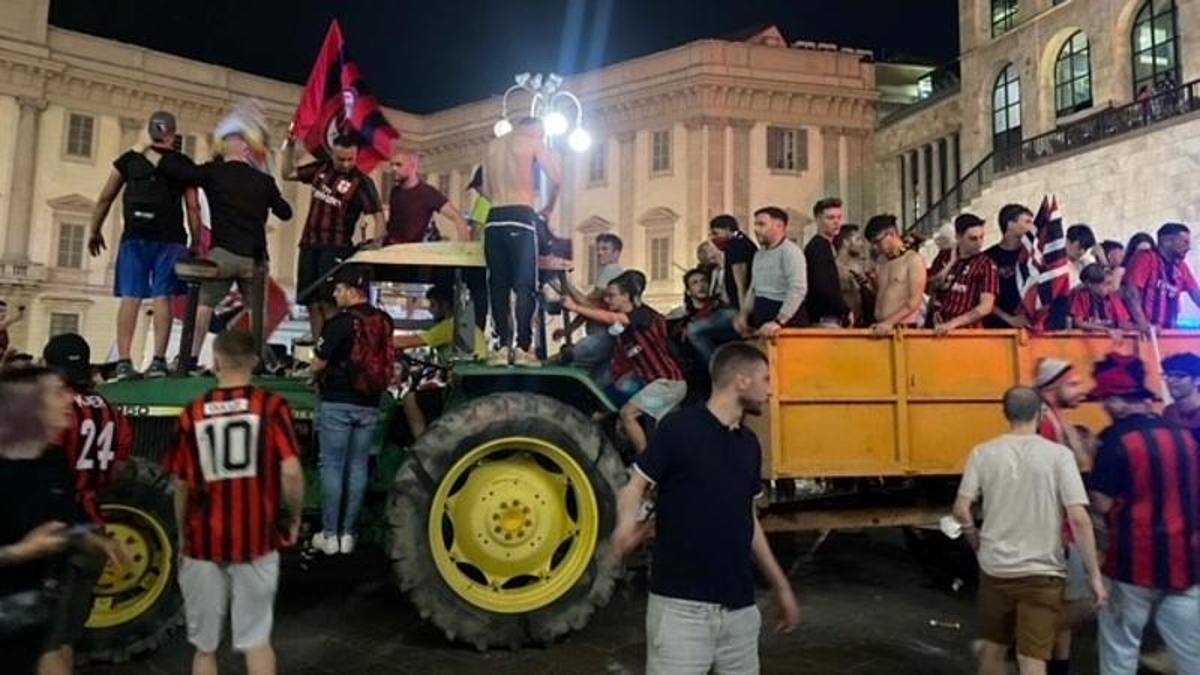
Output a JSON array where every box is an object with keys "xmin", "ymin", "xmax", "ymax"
[
  {"xmin": 121, "ymin": 151, "xmax": 173, "ymax": 227},
  {"xmin": 348, "ymin": 304, "xmax": 395, "ymax": 398}
]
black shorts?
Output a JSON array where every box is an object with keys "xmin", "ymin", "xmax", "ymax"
[
  {"xmin": 44, "ymin": 548, "xmax": 106, "ymax": 650},
  {"xmin": 297, "ymin": 245, "xmax": 356, "ymax": 305}
]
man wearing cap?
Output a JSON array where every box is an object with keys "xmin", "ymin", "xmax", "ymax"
[
  {"xmin": 309, "ymin": 265, "xmax": 394, "ymax": 556},
  {"xmin": 953, "ymin": 386, "xmax": 1105, "ymax": 675},
  {"xmin": 1033, "ymin": 357, "xmax": 1097, "ymax": 675},
  {"xmin": 153, "ymin": 124, "xmax": 293, "ymax": 371},
  {"xmin": 90, "ymin": 111, "xmax": 203, "ymax": 379},
  {"xmin": 40, "ymin": 333, "xmax": 133, "ymax": 674},
  {"xmin": 1087, "ymin": 353, "xmax": 1200, "ymax": 674},
  {"xmin": 927, "ymin": 213, "xmax": 998, "ymax": 335},
  {"xmin": 1162, "ymin": 352, "xmax": 1200, "ymax": 443}
]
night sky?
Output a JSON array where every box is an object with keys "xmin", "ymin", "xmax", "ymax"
[{"xmin": 50, "ymin": 0, "xmax": 959, "ymax": 114}]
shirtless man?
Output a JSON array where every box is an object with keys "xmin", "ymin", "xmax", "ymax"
[
  {"xmin": 864, "ymin": 215, "xmax": 926, "ymax": 335},
  {"xmin": 478, "ymin": 117, "xmax": 562, "ymax": 365}
]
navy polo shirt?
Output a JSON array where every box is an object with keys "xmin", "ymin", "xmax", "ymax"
[{"xmin": 635, "ymin": 403, "xmax": 764, "ymax": 608}]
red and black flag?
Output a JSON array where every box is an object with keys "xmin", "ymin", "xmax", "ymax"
[
  {"xmin": 1019, "ymin": 195, "xmax": 1071, "ymax": 330},
  {"xmin": 292, "ymin": 20, "xmax": 398, "ymax": 174}
]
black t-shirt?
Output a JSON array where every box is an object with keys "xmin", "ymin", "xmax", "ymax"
[
  {"xmin": 113, "ymin": 149, "xmax": 188, "ymax": 244},
  {"xmin": 157, "ymin": 155, "xmax": 292, "ymax": 260},
  {"xmin": 0, "ymin": 449, "xmax": 76, "ymax": 596},
  {"xmin": 722, "ymin": 233, "xmax": 758, "ymax": 311},
  {"xmin": 634, "ymin": 404, "xmax": 763, "ymax": 608},
  {"xmin": 983, "ymin": 244, "xmax": 1024, "ymax": 328},
  {"xmin": 803, "ymin": 236, "xmax": 849, "ymax": 321},
  {"xmin": 315, "ymin": 304, "xmax": 389, "ymax": 407}
]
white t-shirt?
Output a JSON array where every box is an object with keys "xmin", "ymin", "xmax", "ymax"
[
  {"xmin": 957, "ymin": 433, "xmax": 1089, "ymax": 578},
  {"xmin": 586, "ymin": 263, "xmax": 625, "ymax": 335}
]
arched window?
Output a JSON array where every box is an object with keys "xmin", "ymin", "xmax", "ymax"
[
  {"xmin": 991, "ymin": 0, "xmax": 1019, "ymax": 37},
  {"xmin": 1131, "ymin": 0, "xmax": 1181, "ymax": 96},
  {"xmin": 1055, "ymin": 31, "xmax": 1093, "ymax": 117},
  {"xmin": 992, "ymin": 64, "xmax": 1022, "ymax": 153}
]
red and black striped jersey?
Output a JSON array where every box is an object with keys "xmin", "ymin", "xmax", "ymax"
[
  {"xmin": 164, "ymin": 386, "xmax": 300, "ymax": 563},
  {"xmin": 1125, "ymin": 250, "xmax": 1199, "ymax": 328},
  {"xmin": 55, "ymin": 386, "xmax": 134, "ymax": 526},
  {"xmin": 612, "ymin": 306, "xmax": 685, "ymax": 384},
  {"xmin": 931, "ymin": 253, "xmax": 999, "ymax": 328},
  {"xmin": 297, "ymin": 161, "xmax": 382, "ymax": 248}
]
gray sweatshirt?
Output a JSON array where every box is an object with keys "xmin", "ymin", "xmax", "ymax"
[{"xmin": 747, "ymin": 238, "xmax": 808, "ymax": 323}]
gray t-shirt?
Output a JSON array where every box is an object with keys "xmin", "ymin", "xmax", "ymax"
[
  {"xmin": 957, "ymin": 433, "xmax": 1089, "ymax": 579},
  {"xmin": 747, "ymin": 238, "xmax": 807, "ymax": 323}
]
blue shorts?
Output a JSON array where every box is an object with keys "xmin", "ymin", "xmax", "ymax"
[{"xmin": 114, "ymin": 239, "xmax": 188, "ymax": 299}]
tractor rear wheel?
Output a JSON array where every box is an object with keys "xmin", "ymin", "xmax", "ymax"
[
  {"xmin": 79, "ymin": 458, "xmax": 184, "ymax": 662},
  {"xmin": 386, "ymin": 392, "xmax": 626, "ymax": 649}
]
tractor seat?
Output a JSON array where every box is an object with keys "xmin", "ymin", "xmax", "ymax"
[{"xmin": 174, "ymin": 258, "xmax": 225, "ymax": 283}]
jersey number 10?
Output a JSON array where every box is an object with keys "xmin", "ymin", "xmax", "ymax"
[{"xmin": 195, "ymin": 413, "xmax": 262, "ymax": 482}]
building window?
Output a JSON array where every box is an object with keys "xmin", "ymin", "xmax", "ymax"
[
  {"xmin": 923, "ymin": 145, "xmax": 934, "ymax": 210},
  {"xmin": 584, "ymin": 241, "xmax": 599, "ymax": 285},
  {"xmin": 183, "ymin": 133, "xmax": 198, "ymax": 158},
  {"xmin": 991, "ymin": 0, "xmax": 1018, "ymax": 37},
  {"xmin": 992, "ymin": 64, "xmax": 1022, "ymax": 153},
  {"xmin": 650, "ymin": 130, "xmax": 672, "ymax": 174},
  {"xmin": 65, "ymin": 113, "xmax": 95, "ymax": 159},
  {"xmin": 1131, "ymin": 0, "xmax": 1181, "ymax": 97},
  {"xmin": 767, "ymin": 127, "xmax": 808, "ymax": 172},
  {"xmin": 1055, "ymin": 31, "xmax": 1093, "ymax": 117},
  {"xmin": 56, "ymin": 223, "xmax": 86, "ymax": 269},
  {"xmin": 908, "ymin": 149, "xmax": 919, "ymax": 217},
  {"xmin": 649, "ymin": 235, "xmax": 671, "ymax": 282},
  {"xmin": 49, "ymin": 313, "xmax": 80, "ymax": 338},
  {"xmin": 588, "ymin": 140, "xmax": 607, "ymax": 184}
]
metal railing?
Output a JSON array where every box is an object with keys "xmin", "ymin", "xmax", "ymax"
[{"xmin": 906, "ymin": 78, "xmax": 1200, "ymax": 237}]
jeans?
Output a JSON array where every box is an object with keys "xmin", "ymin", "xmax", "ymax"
[
  {"xmin": 646, "ymin": 593, "xmax": 761, "ymax": 675},
  {"xmin": 686, "ymin": 308, "xmax": 740, "ymax": 366},
  {"xmin": 317, "ymin": 402, "xmax": 381, "ymax": 535},
  {"xmin": 571, "ymin": 330, "xmax": 614, "ymax": 387},
  {"xmin": 484, "ymin": 224, "xmax": 538, "ymax": 351},
  {"xmin": 1097, "ymin": 580, "xmax": 1200, "ymax": 675}
]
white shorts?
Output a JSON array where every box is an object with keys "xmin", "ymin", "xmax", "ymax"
[
  {"xmin": 628, "ymin": 379, "xmax": 687, "ymax": 421},
  {"xmin": 178, "ymin": 551, "xmax": 280, "ymax": 653}
]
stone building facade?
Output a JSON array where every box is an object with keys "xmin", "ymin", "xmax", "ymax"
[
  {"xmin": 874, "ymin": 0, "xmax": 1200, "ymax": 243},
  {"xmin": 0, "ymin": 3, "xmax": 877, "ymax": 359}
]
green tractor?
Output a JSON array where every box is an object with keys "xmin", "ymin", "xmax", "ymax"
[{"xmin": 84, "ymin": 242, "xmax": 628, "ymax": 659}]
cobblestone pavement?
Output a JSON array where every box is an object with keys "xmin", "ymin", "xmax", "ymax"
[{"xmin": 84, "ymin": 529, "xmax": 1104, "ymax": 674}]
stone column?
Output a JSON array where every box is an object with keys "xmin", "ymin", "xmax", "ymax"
[
  {"xmin": 917, "ymin": 144, "xmax": 931, "ymax": 218},
  {"xmin": 617, "ymin": 131, "xmax": 636, "ymax": 250},
  {"xmin": 558, "ymin": 153, "xmax": 575, "ymax": 239},
  {"xmin": 844, "ymin": 129, "xmax": 868, "ymax": 223},
  {"xmin": 705, "ymin": 120, "xmax": 727, "ymax": 223},
  {"xmin": 930, "ymin": 138, "xmax": 943, "ymax": 208},
  {"xmin": 3, "ymin": 97, "xmax": 46, "ymax": 262},
  {"xmin": 820, "ymin": 126, "xmax": 843, "ymax": 200},
  {"xmin": 730, "ymin": 120, "xmax": 752, "ymax": 226},
  {"xmin": 684, "ymin": 119, "xmax": 705, "ymax": 244},
  {"xmin": 899, "ymin": 152, "xmax": 910, "ymax": 225}
]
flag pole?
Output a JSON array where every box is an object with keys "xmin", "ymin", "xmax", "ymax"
[{"xmin": 1148, "ymin": 326, "xmax": 1172, "ymax": 403}]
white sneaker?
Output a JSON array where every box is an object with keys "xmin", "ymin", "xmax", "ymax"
[
  {"xmin": 513, "ymin": 348, "xmax": 542, "ymax": 368},
  {"xmin": 311, "ymin": 531, "xmax": 339, "ymax": 556},
  {"xmin": 338, "ymin": 533, "xmax": 356, "ymax": 555}
]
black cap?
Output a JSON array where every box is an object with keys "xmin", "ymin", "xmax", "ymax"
[
  {"xmin": 1163, "ymin": 352, "xmax": 1200, "ymax": 378},
  {"xmin": 43, "ymin": 333, "xmax": 92, "ymax": 384},
  {"xmin": 148, "ymin": 111, "xmax": 177, "ymax": 142}
]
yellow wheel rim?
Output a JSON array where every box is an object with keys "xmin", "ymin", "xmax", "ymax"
[
  {"xmin": 428, "ymin": 436, "xmax": 599, "ymax": 614},
  {"xmin": 87, "ymin": 505, "xmax": 174, "ymax": 629}
]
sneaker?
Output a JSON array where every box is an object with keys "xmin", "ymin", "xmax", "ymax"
[
  {"xmin": 512, "ymin": 348, "xmax": 542, "ymax": 368},
  {"xmin": 311, "ymin": 531, "xmax": 339, "ymax": 556},
  {"xmin": 145, "ymin": 359, "xmax": 169, "ymax": 379},
  {"xmin": 338, "ymin": 533, "xmax": 356, "ymax": 555},
  {"xmin": 486, "ymin": 349, "xmax": 511, "ymax": 367},
  {"xmin": 113, "ymin": 360, "xmax": 138, "ymax": 381}
]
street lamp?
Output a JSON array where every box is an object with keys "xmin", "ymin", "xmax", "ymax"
[{"xmin": 493, "ymin": 71, "xmax": 592, "ymax": 154}]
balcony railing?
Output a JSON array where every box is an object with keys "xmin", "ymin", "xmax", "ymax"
[{"xmin": 907, "ymin": 78, "xmax": 1200, "ymax": 238}]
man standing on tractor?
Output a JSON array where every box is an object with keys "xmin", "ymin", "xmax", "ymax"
[
  {"xmin": 610, "ymin": 342, "xmax": 799, "ymax": 673},
  {"xmin": 39, "ymin": 333, "xmax": 134, "ymax": 675},
  {"xmin": 310, "ymin": 265, "xmax": 394, "ymax": 556},
  {"xmin": 384, "ymin": 149, "xmax": 471, "ymax": 244},
  {"xmin": 282, "ymin": 135, "xmax": 384, "ymax": 345},
  {"xmin": 89, "ymin": 111, "xmax": 203, "ymax": 379},
  {"xmin": 165, "ymin": 330, "xmax": 304, "ymax": 675},
  {"xmin": 928, "ymin": 213, "xmax": 998, "ymax": 335},
  {"xmin": 1123, "ymin": 222, "xmax": 1200, "ymax": 330},
  {"xmin": 734, "ymin": 207, "xmax": 807, "ymax": 338},
  {"xmin": 477, "ymin": 117, "xmax": 562, "ymax": 366}
]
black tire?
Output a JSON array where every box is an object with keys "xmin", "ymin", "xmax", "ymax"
[
  {"xmin": 386, "ymin": 392, "xmax": 626, "ymax": 650},
  {"xmin": 79, "ymin": 458, "xmax": 184, "ymax": 663}
]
